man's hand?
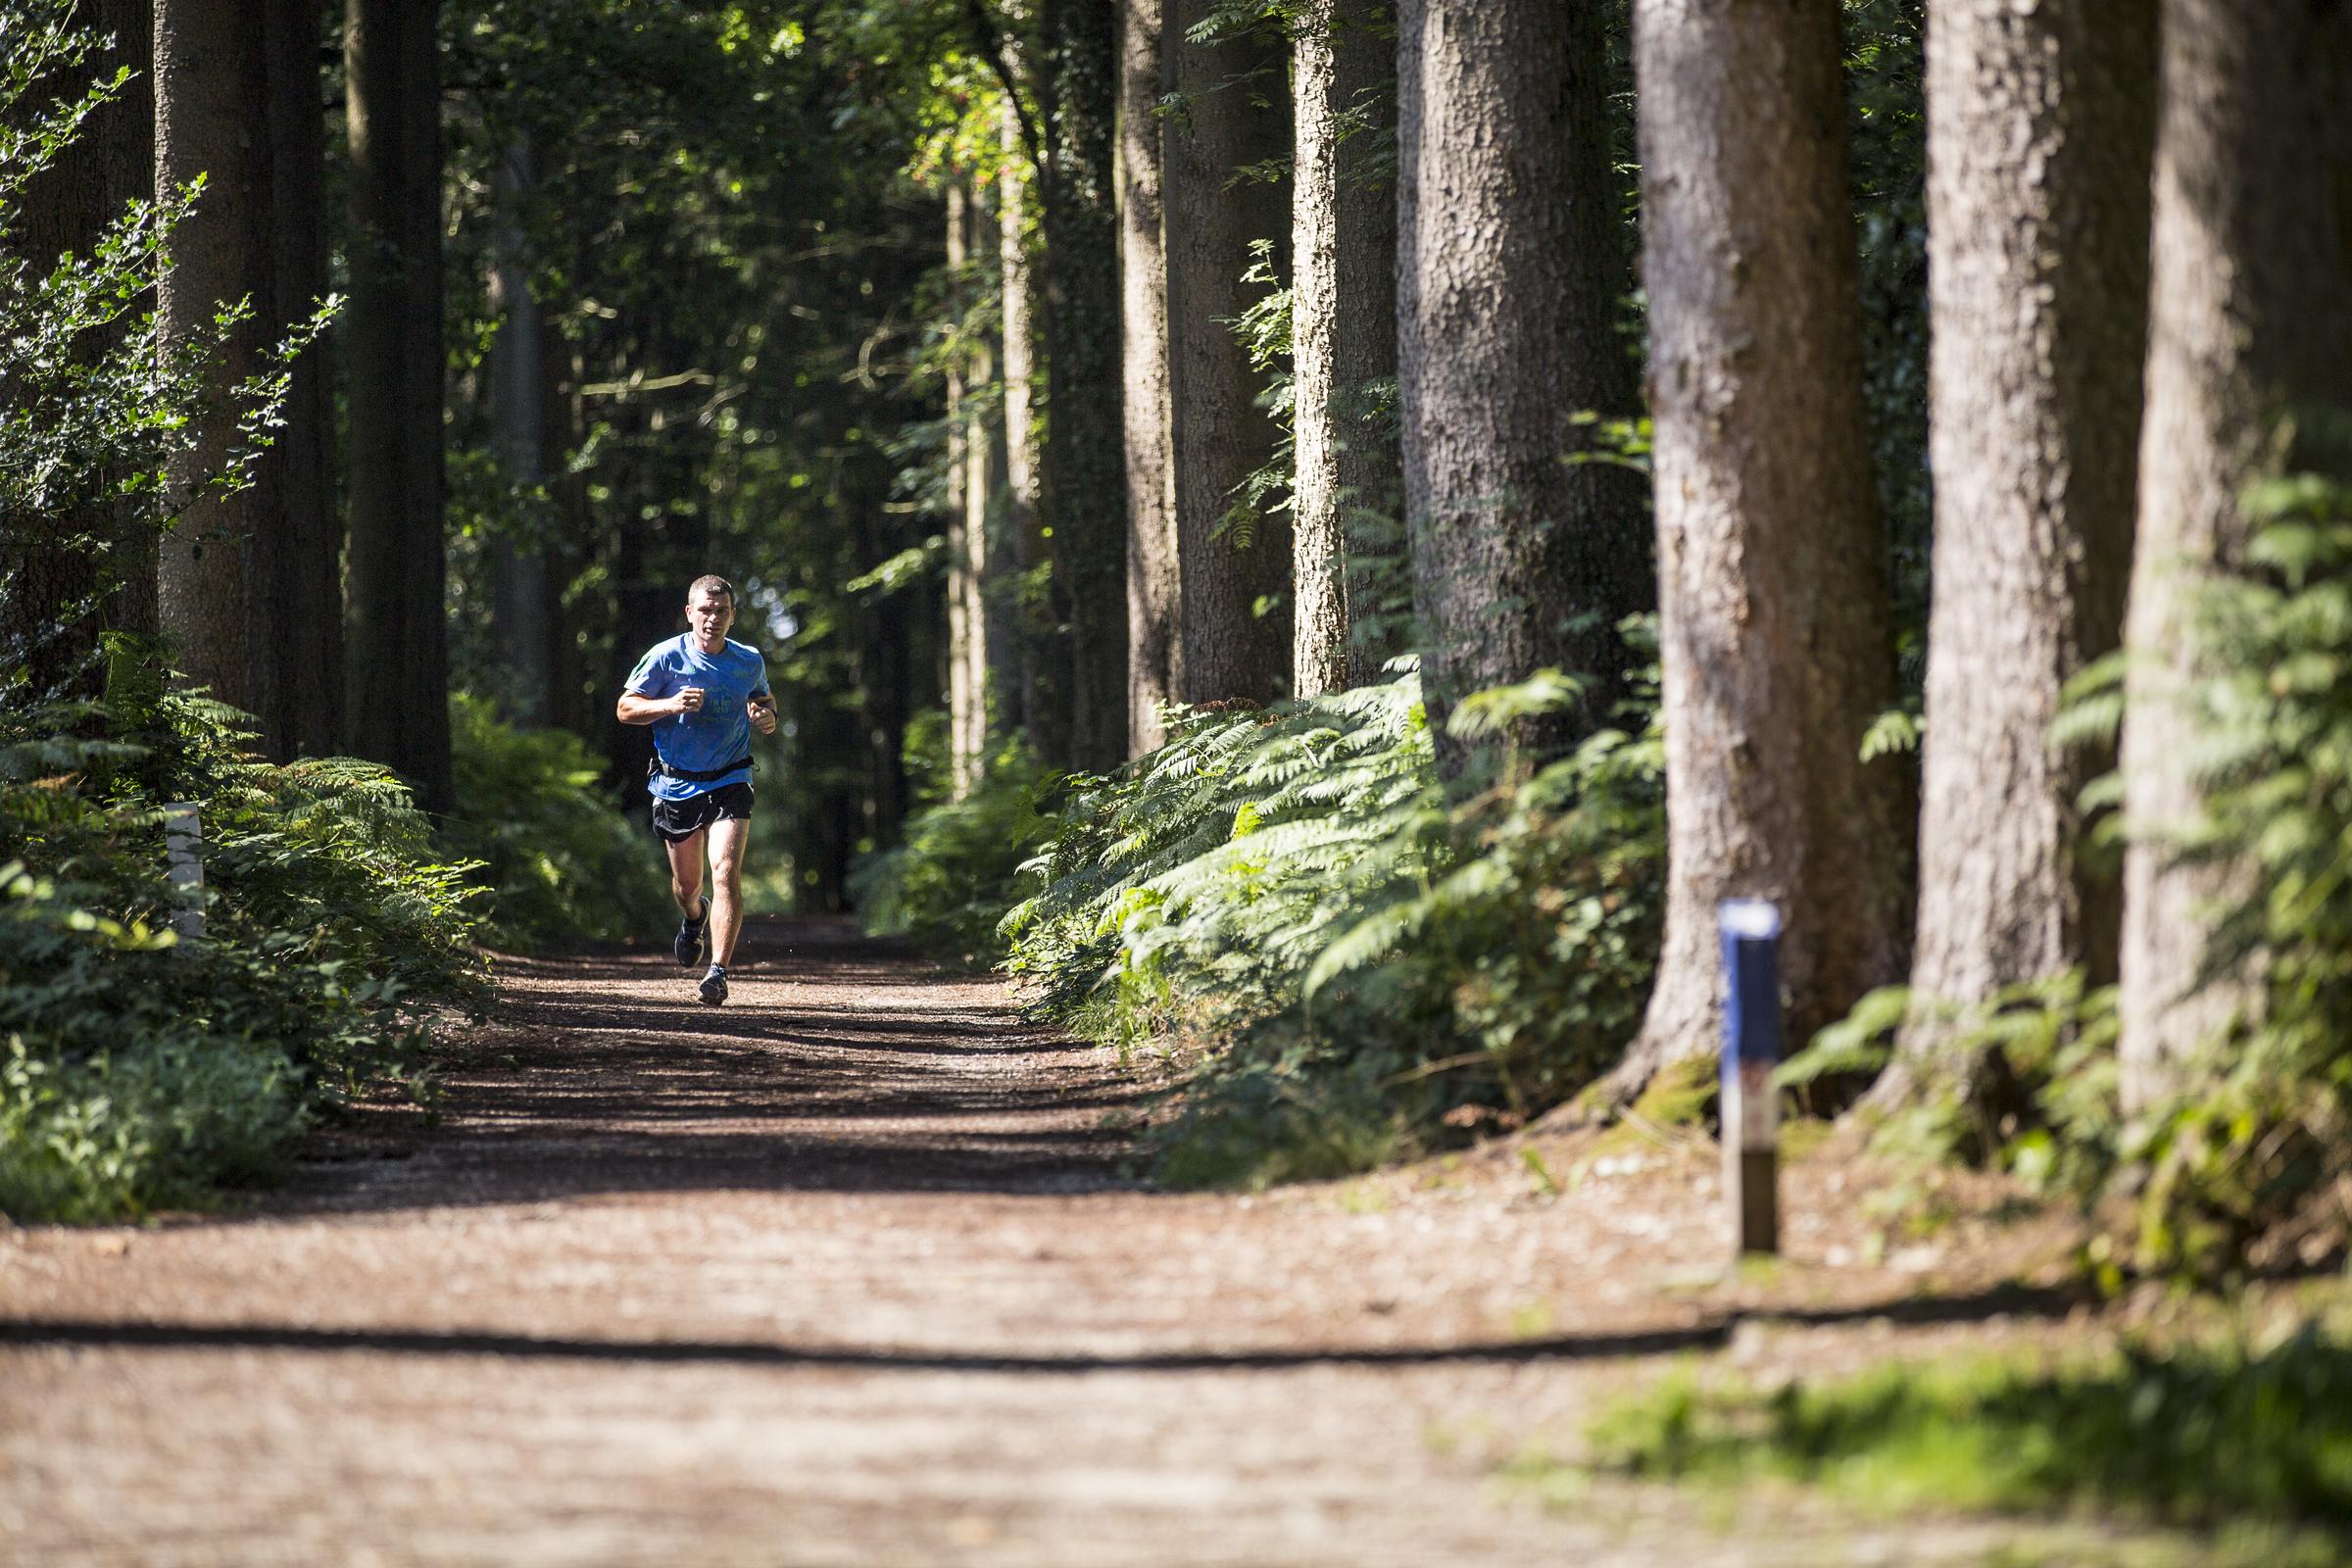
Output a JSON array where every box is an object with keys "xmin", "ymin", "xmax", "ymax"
[
  {"xmin": 749, "ymin": 694, "xmax": 778, "ymax": 735},
  {"xmin": 675, "ymin": 686, "xmax": 706, "ymax": 715}
]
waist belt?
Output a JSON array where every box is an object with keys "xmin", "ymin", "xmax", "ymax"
[{"xmin": 649, "ymin": 755, "xmax": 754, "ymax": 784}]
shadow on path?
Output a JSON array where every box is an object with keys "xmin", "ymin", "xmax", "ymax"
[
  {"xmin": 276, "ymin": 913, "xmax": 1145, "ymax": 1213},
  {"xmin": 0, "ymin": 1281, "xmax": 2086, "ymax": 1372}
]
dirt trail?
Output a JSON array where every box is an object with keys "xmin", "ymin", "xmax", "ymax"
[{"xmin": 1, "ymin": 917, "xmax": 2182, "ymax": 1566}]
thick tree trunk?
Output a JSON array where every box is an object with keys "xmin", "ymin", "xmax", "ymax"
[
  {"xmin": 1883, "ymin": 0, "xmax": 2156, "ymax": 1103},
  {"xmin": 1121, "ymin": 0, "xmax": 1179, "ymax": 753},
  {"xmin": 1042, "ymin": 0, "xmax": 1128, "ymax": 772},
  {"xmin": 1292, "ymin": 0, "xmax": 1396, "ymax": 699},
  {"xmin": 2, "ymin": 0, "xmax": 153, "ymax": 696},
  {"xmin": 2116, "ymin": 0, "xmax": 2352, "ymax": 1111},
  {"xmin": 260, "ymin": 0, "xmax": 339, "ymax": 759},
  {"xmin": 1164, "ymin": 0, "xmax": 1292, "ymax": 706},
  {"xmin": 488, "ymin": 133, "xmax": 551, "ymax": 727},
  {"xmin": 1615, "ymin": 0, "xmax": 1905, "ymax": 1094},
  {"xmin": 154, "ymin": 0, "xmax": 266, "ymax": 713},
  {"xmin": 343, "ymin": 0, "xmax": 452, "ymax": 810},
  {"xmin": 1396, "ymin": 0, "xmax": 1645, "ymax": 754}
]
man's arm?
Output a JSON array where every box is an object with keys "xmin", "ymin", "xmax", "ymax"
[
  {"xmin": 617, "ymin": 688, "xmax": 703, "ymax": 724},
  {"xmin": 748, "ymin": 690, "xmax": 777, "ymax": 735}
]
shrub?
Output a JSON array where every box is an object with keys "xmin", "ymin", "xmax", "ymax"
[
  {"xmin": 436, "ymin": 692, "xmax": 673, "ymax": 950},
  {"xmin": 852, "ymin": 735, "xmax": 1054, "ymax": 967},
  {"xmin": 1004, "ymin": 648, "xmax": 1666, "ymax": 1188},
  {"xmin": 0, "ymin": 681, "xmax": 484, "ymax": 1221}
]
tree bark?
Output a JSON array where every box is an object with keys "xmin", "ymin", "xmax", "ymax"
[
  {"xmin": 1001, "ymin": 101, "xmax": 1067, "ymax": 765},
  {"xmin": 2, "ymin": 0, "xmax": 154, "ymax": 696},
  {"xmin": 154, "ymin": 0, "xmax": 266, "ymax": 713},
  {"xmin": 1882, "ymin": 0, "xmax": 2155, "ymax": 1102},
  {"xmin": 2116, "ymin": 0, "xmax": 2352, "ymax": 1111},
  {"xmin": 1121, "ymin": 0, "xmax": 1179, "ymax": 752},
  {"xmin": 1292, "ymin": 0, "xmax": 1397, "ymax": 699},
  {"xmin": 1396, "ymin": 0, "xmax": 1645, "ymax": 754},
  {"xmin": 945, "ymin": 181, "xmax": 990, "ymax": 797},
  {"xmin": 343, "ymin": 0, "xmax": 452, "ymax": 810},
  {"xmin": 488, "ymin": 131, "xmax": 551, "ymax": 727},
  {"xmin": 1164, "ymin": 0, "xmax": 1292, "ymax": 706},
  {"xmin": 1042, "ymin": 0, "xmax": 1128, "ymax": 772},
  {"xmin": 260, "ymin": 0, "xmax": 339, "ymax": 759},
  {"xmin": 1615, "ymin": 0, "xmax": 1905, "ymax": 1094}
]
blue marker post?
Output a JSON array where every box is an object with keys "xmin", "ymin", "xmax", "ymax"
[{"xmin": 1718, "ymin": 900, "xmax": 1782, "ymax": 1255}]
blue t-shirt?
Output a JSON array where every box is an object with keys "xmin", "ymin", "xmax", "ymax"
[{"xmin": 625, "ymin": 634, "xmax": 771, "ymax": 801}]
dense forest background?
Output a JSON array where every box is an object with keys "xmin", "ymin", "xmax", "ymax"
[{"xmin": 5, "ymin": 0, "xmax": 2351, "ymax": 1307}]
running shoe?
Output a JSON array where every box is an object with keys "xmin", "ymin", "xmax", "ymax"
[
  {"xmin": 674, "ymin": 901, "xmax": 710, "ymax": 967},
  {"xmin": 698, "ymin": 964, "xmax": 728, "ymax": 1005}
]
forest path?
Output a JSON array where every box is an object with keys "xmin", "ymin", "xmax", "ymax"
[{"xmin": 2, "ymin": 917, "xmax": 2178, "ymax": 1566}]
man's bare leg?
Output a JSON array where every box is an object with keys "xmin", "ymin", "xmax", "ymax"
[
  {"xmin": 705, "ymin": 815, "xmax": 752, "ymax": 967},
  {"xmin": 664, "ymin": 828, "xmax": 709, "ymax": 921}
]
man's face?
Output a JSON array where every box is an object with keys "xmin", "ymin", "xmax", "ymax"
[{"xmin": 687, "ymin": 590, "xmax": 736, "ymax": 642}]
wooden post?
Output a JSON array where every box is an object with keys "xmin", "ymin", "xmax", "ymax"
[
  {"xmin": 1718, "ymin": 899, "xmax": 1781, "ymax": 1254},
  {"xmin": 164, "ymin": 803, "xmax": 204, "ymax": 941}
]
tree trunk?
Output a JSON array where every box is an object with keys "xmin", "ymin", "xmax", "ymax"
[
  {"xmin": 1001, "ymin": 101, "xmax": 1068, "ymax": 765},
  {"xmin": 1164, "ymin": 0, "xmax": 1292, "ymax": 706},
  {"xmin": 1882, "ymin": 0, "xmax": 2156, "ymax": 1104},
  {"xmin": 488, "ymin": 132, "xmax": 551, "ymax": 727},
  {"xmin": 154, "ymin": 0, "xmax": 266, "ymax": 713},
  {"xmin": 945, "ymin": 180, "xmax": 990, "ymax": 797},
  {"xmin": 343, "ymin": 0, "xmax": 452, "ymax": 811},
  {"xmin": 542, "ymin": 320, "xmax": 593, "ymax": 739},
  {"xmin": 1614, "ymin": 0, "xmax": 1905, "ymax": 1095},
  {"xmin": 1292, "ymin": 0, "xmax": 1397, "ymax": 698},
  {"xmin": 1042, "ymin": 0, "xmax": 1128, "ymax": 773},
  {"xmin": 1396, "ymin": 0, "xmax": 1645, "ymax": 754},
  {"xmin": 1121, "ymin": 0, "xmax": 1179, "ymax": 753},
  {"xmin": 2116, "ymin": 0, "xmax": 2352, "ymax": 1111},
  {"xmin": 260, "ymin": 0, "xmax": 339, "ymax": 759},
  {"xmin": 2, "ymin": 0, "xmax": 154, "ymax": 696}
]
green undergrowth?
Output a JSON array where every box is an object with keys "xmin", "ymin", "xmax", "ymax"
[
  {"xmin": 0, "ymin": 668, "xmax": 487, "ymax": 1222},
  {"xmin": 1579, "ymin": 1322, "xmax": 2352, "ymax": 1555},
  {"xmin": 998, "ymin": 643, "xmax": 1666, "ymax": 1190},
  {"xmin": 435, "ymin": 693, "xmax": 672, "ymax": 951},
  {"xmin": 1787, "ymin": 470, "xmax": 2352, "ymax": 1287},
  {"xmin": 851, "ymin": 735, "xmax": 1055, "ymax": 968}
]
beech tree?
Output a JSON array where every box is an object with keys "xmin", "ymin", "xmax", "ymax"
[
  {"xmin": 1882, "ymin": 0, "xmax": 2156, "ymax": 1102},
  {"xmin": 1120, "ymin": 0, "xmax": 1178, "ymax": 753},
  {"xmin": 1164, "ymin": 0, "xmax": 1290, "ymax": 706},
  {"xmin": 1619, "ymin": 0, "xmax": 1904, "ymax": 1087},
  {"xmin": 1290, "ymin": 0, "xmax": 1395, "ymax": 698},
  {"xmin": 343, "ymin": 0, "xmax": 452, "ymax": 810},
  {"xmin": 1396, "ymin": 0, "xmax": 1643, "ymax": 755},
  {"xmin": 2116, "ymin": 0, "xmax": 2352, "ymax": 1110}
]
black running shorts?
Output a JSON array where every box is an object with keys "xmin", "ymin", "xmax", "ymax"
[{"xmin": 651, "ymin": 782, "xmax": 754, "ymax": 844}]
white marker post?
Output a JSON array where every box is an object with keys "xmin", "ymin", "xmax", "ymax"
[
  {"xmin": 164, "ymin": 802, "xmax": 203, "ymax": 941},
  {"xmin": 1718, "ymin": 899, "xmax": 1782, "ymax": 1255}
]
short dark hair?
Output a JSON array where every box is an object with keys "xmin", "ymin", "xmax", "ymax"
[{"xmin": 686, "ymin": 574, "xmax": 735, "ymax": 605}]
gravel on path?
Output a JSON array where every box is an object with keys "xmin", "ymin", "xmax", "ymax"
[{"xmin": 0, "ymin": 916, "xmax": 2189, "ymax": 1566}]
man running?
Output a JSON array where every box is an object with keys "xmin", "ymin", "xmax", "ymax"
[{"xmin": 616, "ymin": 574, "xmax": 777, "ymax": 1004}]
